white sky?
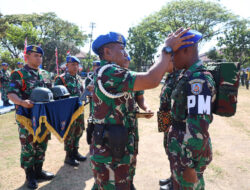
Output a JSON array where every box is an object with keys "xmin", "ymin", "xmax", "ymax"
[{"xmin": 0, "ymin": 0, "xmax": 249, "ymax": 54}]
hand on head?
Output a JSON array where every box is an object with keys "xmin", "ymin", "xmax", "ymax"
[{"xmin": 165, "ymin": 28, "xmax": 194, "ymax": 52}]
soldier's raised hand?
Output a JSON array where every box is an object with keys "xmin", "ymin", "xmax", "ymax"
[{"xmin": 165, "ymin": 28, "xmax": 194, "ymax": 52}]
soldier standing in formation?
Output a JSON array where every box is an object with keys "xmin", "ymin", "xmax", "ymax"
[
  {"xmin": 7, "ymin": 45, "xmax": 54, "ymax": 189},
  {"xmin": 245, "ymin": 68, "xmax": 249, "ymax": 90},
  {"xmin": 54, "ymin": 55, "xmax": 87, "ymax": 166},
  {"xmin": 85, "ymin": 60, "xmax": 100, "ymax": 146},
  {"xmin": 0, "ymin": 62, "xmax": 11, "ymax": 106},
  {"xmin": 17, "ymin": 62, "xmax": 24, "ymax": 69},
  {"xmin": 89, "ymin": 29, "xmax": 193, "ymax": 190},
  {"xmin": 125, "ymin": 56, "xmax": 153, "ymax": 190},
  {"xmin": 167, "ymin": 30, "xmax": 216, "ymax": 189},
  {"xmin": 158, "ymin": 69, "xmax": 182, "ymax": 190}
]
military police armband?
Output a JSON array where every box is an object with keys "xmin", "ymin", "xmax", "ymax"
[{"xmin": 187, "ymin": 76, "xmax": 212, "ymax": 115}]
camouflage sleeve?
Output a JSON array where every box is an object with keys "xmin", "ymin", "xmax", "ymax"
[
  {"xmin": 160, "ymin": 74, "xmax": 174, "ymax": 111},
  {"xmin": 7, "ymin": 71, "xmax": 22, "ymax": 95},
  {"xmin": 102, "ymin": 66, "xmax": 136, "ymax": 93},
  {"xmin": 54, "ymin": 76, "xmax": 64, "ymax": 86},
  {"xmin": 181, "ymin": 73, "xmax": 215, "ymax": 168},
  {"xmin": 135, "ymin": 90, "xmax": 144, "ymax": 97}
]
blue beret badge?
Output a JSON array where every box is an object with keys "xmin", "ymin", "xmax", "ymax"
[{"xmin": 26, "ymin": 45, "xmax": 44, "ymax": 56}]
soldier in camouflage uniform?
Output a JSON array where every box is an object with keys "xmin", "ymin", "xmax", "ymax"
[
  {"xmin": 125, "ymin": 57, "xmax": 153, "ymax": 189},
  {"xmin": 54, "ymin": 55, "xmax": 87, "ymax": 166},
  {"xmin": 0, "ymin": 62, "xmax": 11, "ymax": 106},
  {"xmin": 7, "ymin": 45, "xmax": 54, "ymax": 189},
  {"xmin": 90, "ymin": 29, "xmax": 193, "ymax": 190},
  {"xmin": 158, "ymin": 70, "xmax": 182, "ymax": 190},
  {"xmin": 85, "ymin": 60, "xmax": 100, "ymax": 145},
  {"xmin": 167, "ymin": 30, "xmax": 216, "ymax": 190}
]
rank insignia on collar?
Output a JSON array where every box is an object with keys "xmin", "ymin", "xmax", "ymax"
[{"xmin": 189, "ymin": 79, "xmax": 205, "ymax": 95}]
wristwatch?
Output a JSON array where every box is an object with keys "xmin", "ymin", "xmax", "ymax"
[{"xmin": 162, "ymin": 46, "xmax": 173, "ymax": 55}]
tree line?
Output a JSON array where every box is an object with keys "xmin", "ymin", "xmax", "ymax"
[{"xmin": 127, "ymin": 0, "xmax": 249, "ymax": 71}]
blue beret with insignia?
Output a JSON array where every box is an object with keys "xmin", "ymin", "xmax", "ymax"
[
  {"xmin": 26, "ymin": 45, "xmax": 44, "ymax": 56},
  {"xmin": 92, "ymin": 60, "xmax": 100, "ymax": 67},
  {"xmin": 178, "ymin": 30, "xmax": 202, "ymax": 50},
  {"xmin": 92, "ymin": 32, "xmax": 126, "ymax": 55},
  {"xmin": 2, "ymin": 62, "xmax": 8, "ymax": 66},
  {"xmin": 17, "ymin": 62, "xmax": 24, "ymax": 65},
  {"xmin": 66, "ymin": 56, "xmax": 80, "ymax": 63}
]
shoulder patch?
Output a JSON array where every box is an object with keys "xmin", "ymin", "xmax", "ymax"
[{"xmin": 189, "ymin": 79, "xmax": 205, "ymax": 95}]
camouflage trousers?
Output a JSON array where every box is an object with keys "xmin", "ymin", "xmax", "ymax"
[
  {"xmin": 91, "ymin": 158, "xmax": 136, "ymax": 190},
  {"xmin": 18, "ymin": 122, "xmax": 49, "ymax": 170},
  {"xmin": 246, "ymin": 79, "xmax": 249, "ymax": 89},
  {"xmin": 0, "ymin": 87, "xmax": 8, "ymax": 101},
  {"xmin": 163, "ymin": 132, "xmax": 169, "ymax": 155},
  {"xmin": 64, "ymin": 114, "xmax": 85, "ymax": 152},
  {"xmin": 90, "ymin": 141, "xmax": 137, "ymax": 190},
  {"xmin": 167, "ymin": 127, "xmax": 212, "ymax": 190}
]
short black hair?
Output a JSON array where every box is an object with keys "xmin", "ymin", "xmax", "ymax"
[{"xmin": 97, "ymin": 43, "xmax": 115, "ymax": 60}]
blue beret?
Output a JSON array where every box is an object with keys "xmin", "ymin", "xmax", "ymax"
[
  {"xmin": 66, "ymin": 56, "xmax": 80, "ymax": 64},
  {"xmin": 92, "ymin": 60, "xmax": 100, "ymax": 67},
  {"xmin": 17, "ymin": 62, "xmax": 24, "ymax": 65},
  {"xmin": 26, "ymin": 45, "xmax": 44, "ymax": 56},
  {"xmin": 2, "ymin": 62, "xmax": 8, "ymax": 66},
  {"xmin": 92, "ymin": 32, "xmax": 126, "ymax": 55},
  {"xmin": 178, "ymin": 30, "xmax": 202, "ymax": 50}
]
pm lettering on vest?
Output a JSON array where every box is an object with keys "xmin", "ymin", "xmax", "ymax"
[
  {"xmin": 187, "ymin": 78, "xmax": 212, "ymax": 115},
  {"xmin": 188, "ymin": 95, "xmax": 211, "ymax": 115}
]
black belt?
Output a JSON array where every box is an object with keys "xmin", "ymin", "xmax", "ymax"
[{"xmin": 172, "ymin": 120, "xmax": 186, "ymax": 131}]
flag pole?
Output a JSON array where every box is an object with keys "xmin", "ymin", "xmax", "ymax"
[{"xmin": 55, "ymin": 47, "xmax": 59, "ymax": 75}]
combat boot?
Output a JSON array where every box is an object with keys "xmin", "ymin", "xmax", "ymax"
[
  {"xmin": 65, "ymin": 151, "xmax": 79, "ymax": 166},
  {"xmin": 159, "ymin": 177, "xmax": 171, "ymax": 186},
  {"xmin": 160, "ymin": 181, "xmax": 173, "ymax": 190},
  {"xmin": 35, "ymin": 163, "xmax": 54, "ymax": 181},
  {"xmin": 25, "ymin": 167, "xmax": 38, "ymax": 189},
  {"xmin": 73, "ymin": 148, "xmax": 87, "ymax": 162}
]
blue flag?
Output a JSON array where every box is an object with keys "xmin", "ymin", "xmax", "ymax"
[{"xmin": 16, "ymin": 97, "xmax": 84, "ymax": 143}]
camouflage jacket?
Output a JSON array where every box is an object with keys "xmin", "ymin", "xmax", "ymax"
[
  {"xmin": 54, "ymin": 71, "xmax": 84, "ymax": 96},
  {"xmin": 91, "ymin": 60, "xmax": 137, "ymax": 163},
  {"xmin": 171, "ymin": 60, "xmax": 216, "ymax": 168},
  {"xmin": 39, "ymin": 69, "xmax": 52, "ymax": 88},
  {"xmin": 7, "ymin": 65, "xmax": 45, "ymax": 100},
  {"xmin": 159, "ymin": 71, "xmax": 182, "ymax": 112},
  {"xmin": 0, "ymin": 69, "xmax": 10, "ymax": 87}
]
